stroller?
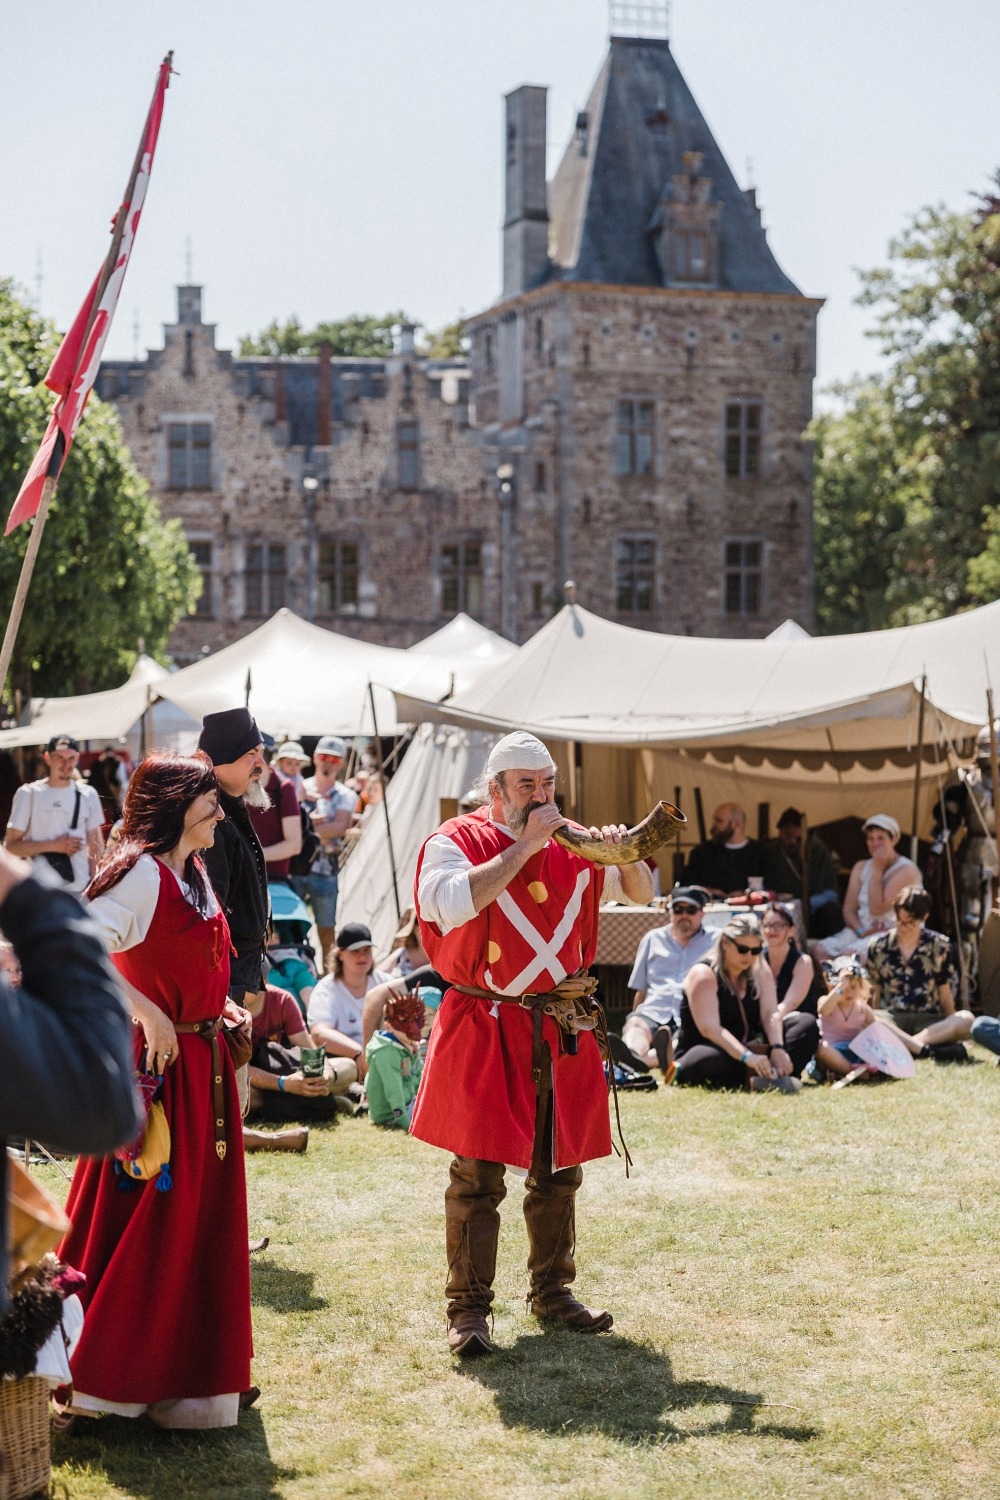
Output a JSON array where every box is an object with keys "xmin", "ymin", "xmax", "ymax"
[{"xmin": 266, "ymin": 881, "xmax": 320, "ymax": 1015}]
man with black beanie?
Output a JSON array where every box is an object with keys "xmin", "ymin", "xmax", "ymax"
[{"xmin": 198, "ymin": 708, "xmax": 270, "ymax": 1001}]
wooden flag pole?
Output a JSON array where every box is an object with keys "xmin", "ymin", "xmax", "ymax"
[
  {"xmin": 367, "ymin": 682, "xmax": 402, "ymax": 923},
  {"xmin": 910, "ymin": 672, "xmax": 927, "ymax": 864},
  {"xmin": 0, "ymin": 52, "xmax": 173, "ymax": 705},
  {"xmin": 0, "ymin": 475, "xmax": 58, "ymax": 698}
]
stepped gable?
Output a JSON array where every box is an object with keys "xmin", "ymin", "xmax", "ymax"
[{"xmin": 547, "ymin": 34, "xmax": 801, "ymax": 296}]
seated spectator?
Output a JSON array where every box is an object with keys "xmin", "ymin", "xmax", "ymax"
[
  {"xmin": 812, "ymin": 814, "xmax": 921, "ymax": 962},
  {"xmin": 307, "ymin": 922, "xmax": 393, "ymax": 1082},
  {"xmin": 682, "ymin": 802, "xmax": 782, "ymax": 898},
  {"xmin": 675, "ymin": 913, "xmax": 819, "ymax": 1091},
  {"xmin": 621, "ymin": 887, "xmax": 715, "ymax": 1077},
  {"xmin": 768, "ymin": 808, "xmax": 842, "ymax": 938},
  {"xmin": 382, "ymin": 908, "xmax": 430, "ymax": 977},
  {"xmin": 971, "ymin": 1013, "xmax": 1000, "ymax": 1061},
  {"xmin": 761, "ymin": 903, "xmax": 826, "ymax": 1020},
  {"xmin": 246, "ymin": 982, "xmax": 355, "ymax": 1124},
  {"xmin": 866, "ymin": 885, "xmax": 973, "ymax": 1053},
  {"xmin": 365, "ymin": 992, "xmax": 425, "ymax": 1129},
  {"xmin": 361, "ymin": 964, "xmax": 447, "ymax": 1048},
  {"xmin": 816, "ymin": 956, "xmax": 884, "ymax": 1084},
  {"xmin": 247, "ymin": 758, "xmax": 302, "ymax": 885}
]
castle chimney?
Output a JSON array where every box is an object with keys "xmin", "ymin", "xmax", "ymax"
[
  {"xmin": 176, "ymin": 285, "xmax": 202, "ymax": 324},
  {"xmin": 316, "ymin": 341, "xmax": 332, "ymax": 447},
  {"xmin": 273, "ymin": 362, "xmax": 286, "ymax": 424},
  {"xmin": 503, "ymin": 85, "xmax": 549, "ymax": 298}
]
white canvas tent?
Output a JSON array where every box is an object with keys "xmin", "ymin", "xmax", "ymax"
[
  {"xmin": 155, "ymin": 609, "xmax": 516, "ymax": 738},
  {"xmin": 394, "ymin": 602, "xmax": 997, "ymax": 837},
  {"xmin": 0, "ymin": 655, "xmax": 200, "ymax": 754}
]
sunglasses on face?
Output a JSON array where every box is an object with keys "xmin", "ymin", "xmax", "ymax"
[
  {"xmin": 730, "ymin": 941, "xmax": 763, "ymax": 956},
  {"xmin": 672, "ymin": 905, "xmax": 699, "ymax": 916}
]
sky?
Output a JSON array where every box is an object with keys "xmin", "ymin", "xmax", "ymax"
[{"xmin": 1, "ymin": 0, "xmax": 998, "ymax": 399}]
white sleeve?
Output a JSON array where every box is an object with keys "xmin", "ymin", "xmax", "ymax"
[
  {"xmin": 7, "ymin": 784, "xmax": 30, "ymax": 833},
  {"xmin": 417, "ymin": 833, "xmax": 478, "ymax": 932},
  {"xmin": 628, "ymin": 931, "xmax": 651, "ymax": 991},
  {"xmin": 85, "ymin": 855, "xmax": 161, "ymax": 952},
  {"xmin": 307, "ymin": 976, "xmax": 336, "ymax": 1029}
]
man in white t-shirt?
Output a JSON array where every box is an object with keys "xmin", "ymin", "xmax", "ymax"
[
  {"xmin": 307, "ymin": 922, "xmax": 392, "ymax": 1084},
  {"xmin": 291, "ymin": 735, "xmax": 358, "ymax": 967},
  {"xmin": 5, "ymin": 735, "xmax": 105, "ymax": 894}
]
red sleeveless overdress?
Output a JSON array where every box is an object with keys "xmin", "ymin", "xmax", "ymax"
[{"xmin": 60, "ymin": 860, "xmax": 252, "ymax": 1406}]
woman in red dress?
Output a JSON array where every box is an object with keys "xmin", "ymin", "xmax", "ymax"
[{"xmin": 59, "ymin": 752, "xmax": 253, "ymax": 1429}]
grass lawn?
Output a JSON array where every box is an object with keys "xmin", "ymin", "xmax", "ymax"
[{"xmin": 42, "ymin": 1050, "xmax": 1000, "ymax": 1500}]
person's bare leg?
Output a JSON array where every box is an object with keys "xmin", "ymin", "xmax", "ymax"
[
  {"xmin": 913, "ymin": 1010, "xmax": 974, "ymax": 1047},
  {"xmin": 874, "ymin": 1014, "xmax": 925, "ymax": 1056},
  {"xmin": 817, "ymin": 1039, "xmax": 853, "ymax": 1078},
  {"xmin": 621, "ymin": 1017, "xmax": 656, "ymax": 1069}
]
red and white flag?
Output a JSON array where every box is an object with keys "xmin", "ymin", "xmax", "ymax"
[{"xmin": 6, "ymin": 55, "xmax": 174, "ymax": 534}]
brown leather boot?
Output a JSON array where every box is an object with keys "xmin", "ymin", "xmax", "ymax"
[
  {"xmin": 445, "ymin": 1156, "xmax": 506, "ymax": 1356},
  {"xmin": 524, "ymin": 1164, "xmax": 613, "ymax": 1332}
]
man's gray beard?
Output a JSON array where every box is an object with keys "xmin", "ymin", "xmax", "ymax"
[
  {"xmin": 502, "ymin": 795, "xmax": 541, "ymax": 835},
  {"xmin": 243, "ymin": 776, "xmax": 271, "ymax": 811}
]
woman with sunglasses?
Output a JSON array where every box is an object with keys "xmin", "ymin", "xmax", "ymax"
[
  {"xmin": 760, "ymin": 903, "xmax": 826, "ymax": 1022},
  {"xmin": 675, "ymin": 913, "xmax": 819, "ymax": 1090}
]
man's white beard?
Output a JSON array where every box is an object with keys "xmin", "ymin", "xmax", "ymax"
[
  {"xmin": 243, "ymin": 776, "xmax": 271, "ymax": 811},
  {"xmin": 502, "ymin": 795, "xmax": 544, "ymax": 835}
]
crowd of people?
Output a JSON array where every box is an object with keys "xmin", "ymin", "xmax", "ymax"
[{"xmin": 3, "ymin": 732, "xmax": 998, "ymax": 1428}]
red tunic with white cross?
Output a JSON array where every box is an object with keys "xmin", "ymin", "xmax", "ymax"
[{"xmin": 410, "ymin": 806, "xmax": 612, "ymax": 1170}]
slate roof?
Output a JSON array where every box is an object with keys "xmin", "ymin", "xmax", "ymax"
[{"xmin": 547, "ymin": 35, "xmax": 801, "ymax": 296}]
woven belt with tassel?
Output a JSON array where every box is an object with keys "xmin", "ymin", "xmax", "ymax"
[{"xmin": 174, "ymin": 1018, "xmax": 228, "ymax": 1160}]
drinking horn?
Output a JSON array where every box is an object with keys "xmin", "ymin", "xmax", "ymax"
[{"xmin": 552, "ymin": 801, "xmax": 687, "ymax": 866}]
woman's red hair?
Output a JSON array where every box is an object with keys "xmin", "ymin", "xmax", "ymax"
[{"xmin": 86, "ymin": 752, "xmax": 219, "ymax": 914}]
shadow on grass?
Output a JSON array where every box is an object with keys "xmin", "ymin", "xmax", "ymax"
[
  {"xmin": 250, "ymin": 1256, "xmax": 328, "ymax": 1313},
  {"xmin": 462, "ymin": 1332, "xmax": 818, "ymax": 1448},
  {"xmin": 52, "ymin": 1407, "xmax": 294, "ymax": 1499}
]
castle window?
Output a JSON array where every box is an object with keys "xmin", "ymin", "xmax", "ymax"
[
  {"xmin": 484, "ymin": 330, "xmax": 494, "ymax": 374},
  {"xmin": 615, "ymin": 536, "xmax": 655, "ymax": 617},
  {"xmin": 673, "ymin": 229, "xmax": 710, "ymax": 283},
  {"xmin": 534, "ymin": 316, "xmax": 544, "ymax": 359},
  {"xmin": 534, "ymin": 459, "xmax": 546, "ymax": 493},
  {"xmin": 724, "ymin": 540, "xmax": 763, "ymax": 617},
  {"xmin": 615, "ymin": 400, "xmax": 654, "ymax": 476},
  {"xmin": 168, "ymin": 422, "xmax": 212, "ymax": 489},
  {"xmin": 244, "ymin": 543, "xmax": 286, "ymax": 617},
  {"xmin": 397, "ymin": 420, "xmax": 419, "ymax": 488},
  {"xmin": 318, "ymin": 540, "xmax": 359, "ymax": 615},
  {"xmin": 530, "ymin": 580, "xmax": 546, "ymax": 615},
  {"xmin": 441, "ymin": 540, "xmax": 483, "ymax": 617},
  {"xmin": 190, "ymin": 541, "xmax": 214, "ymax": 618},
  {"xmin": 725, "ymin": 402, "xmax": 761, "ymax": 478}
]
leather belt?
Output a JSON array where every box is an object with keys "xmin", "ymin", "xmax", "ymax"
[{"xmin": 174, "ymin": 1018, "xmax": 227, "ymax": 1160}]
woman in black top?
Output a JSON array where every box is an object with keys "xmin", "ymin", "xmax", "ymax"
[
  {"xmin": 676, "ymin": 912, "xmax": 819, "ymax": 1089},
  {"xmin": 761, "ymin": 903, "xmax": 826, "ymax": 1018}
]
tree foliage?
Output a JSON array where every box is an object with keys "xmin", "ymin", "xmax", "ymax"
[
  {"xmin": 0, "ymin": 280, "xmax": 201, "ymax": 698},
  {"xmin": 238, "ymin": 312, "xmax": 468, "ymax": 360},
  {"xmin": 813, "ymin": 180, "xmax": 1000, "ymax": 632}
]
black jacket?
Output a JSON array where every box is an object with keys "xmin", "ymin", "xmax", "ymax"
[
  {"xmin": 201, "ymin": 790, "xmax": 269, "ymax": 959},
  {"xmin": 1, "ymin": 873, "xmax": 139, "ymax": 1315}
]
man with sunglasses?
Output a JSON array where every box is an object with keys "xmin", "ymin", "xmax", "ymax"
[{"xmin": 622, "ymin": 886, "xmax": 714, "ymax": 1076}]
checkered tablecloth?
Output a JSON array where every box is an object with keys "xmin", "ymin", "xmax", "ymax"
[{"xmin": 594, "ymin": 900, "xmax": 804, "ymax": 968}]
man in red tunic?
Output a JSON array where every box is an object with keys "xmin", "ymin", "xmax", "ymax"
[{"xmin": 412, "ymin": 731, "xmax": 652, "ymax": 1355}]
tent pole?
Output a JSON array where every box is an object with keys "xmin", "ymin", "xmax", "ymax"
[
  {"xmin": 801, "ymin": 810, "xmax": 810, "ymax": 938},
  {"xmin": 934, "ymin": 732, "xmax": 967, "ymax": 1003},
  {"xmin": 367, "ymin": 682, "xmax": 401, "ymax": 923},
  {"xmin": 909, "ymin": 672, "xmax": 927, "ymax": 864},
  {"xmin": 693, "ymin": 786, "xmax": 706, "ymax": 844},
  {"xmin": 986, "ymin": 688, "xmax": 1000, "ymax": 915},
  {"xmin": 673, "ymin": 784, "xmax": 683, "ymax": 886}
]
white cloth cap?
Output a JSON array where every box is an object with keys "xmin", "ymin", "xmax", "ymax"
[
  {"xmin": 485, "ymin": 731, "xmax": 555, "ymax": 777},
  {"xmin": 863, "ymin": 813, "xmax": 901, "ymax": 841}
]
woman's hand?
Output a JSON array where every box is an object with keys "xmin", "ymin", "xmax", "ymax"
[
  {"xmin": 140, "ymin": 1007, "xmax": 178, "ymax": 1075},
  {"xmin": 769, "ymin": 1045, "xmax": 793, "ymax": 1078},
  {"xmin": 744, "ymin": 1050, "xmax": 774, "ymax": 1079},
  {"xmin": 281, "ymin": 1070, "xmax": 331, "ymax": 1098}
]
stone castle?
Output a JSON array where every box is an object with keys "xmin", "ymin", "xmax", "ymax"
[{"xmin": 99, "ymin": 30, "xmax": 821, "ymax": 664}]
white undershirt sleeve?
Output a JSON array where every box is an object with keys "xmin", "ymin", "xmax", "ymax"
[
  {"xmin": 417, "ymin": 834, "xmax": 478, "ymax": 932},
  {"xmin": 86, "ymin": 855, "xmax": 161, "ymax": 953}
]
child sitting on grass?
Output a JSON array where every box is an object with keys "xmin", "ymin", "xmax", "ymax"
[
  {"xmin": 365, "ymin": 992, "xmax": 425, "ymax": 1129},
  {"xmin": 817, "ymin": 956, "xmax": 881, "ymax": 1086}
]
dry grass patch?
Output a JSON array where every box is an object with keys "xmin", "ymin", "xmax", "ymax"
[{"xmin": 41, "ymin": 1048, "xmax": 1000, "ymax": 1498}]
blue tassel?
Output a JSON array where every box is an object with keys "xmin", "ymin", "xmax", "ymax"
[
  {"xmin": 114, "ymin": 1161, "xmax": 135, "ymax": 1193},
  {"xmin": 156, "ymin": 1163, "xmax": 173, "ymax": 1193}
]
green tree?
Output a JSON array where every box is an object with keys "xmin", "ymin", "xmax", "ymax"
[
  {"xmin": 812, "ymin": 182, "xmax": 1000, "ymax": 632},
  {"xmin": 238, "ymin": 311, "xmax": 415, "ymax": 358},
  {"xmin": 421, "ymin": 319, "xmax": 468, "ymax": 359},
  {"xmin": 0, "ymin": 279, "xmax": 201, "ymax": 698}
]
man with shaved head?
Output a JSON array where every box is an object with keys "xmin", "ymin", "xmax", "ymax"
[
  {"xmin": 412, "ymin": 731, "xmax": 653, "ymax": 1357},
  {"xmin": 682, "ymin": 801, "xmax": 781, "ymax": 898}
]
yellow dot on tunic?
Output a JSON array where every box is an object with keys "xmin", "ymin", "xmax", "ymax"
[
  {"xmin": 528, "ymin": 881, "xmax": 548, "ymax": 904},
  {"xmin": 488, "ymin": 941, "xmax": 502, "ymax": 964}
]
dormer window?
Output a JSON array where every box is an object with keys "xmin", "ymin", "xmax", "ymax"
[{"xmin": 651, "ymin": 155, "xmax": 722, "ymax": 288}]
